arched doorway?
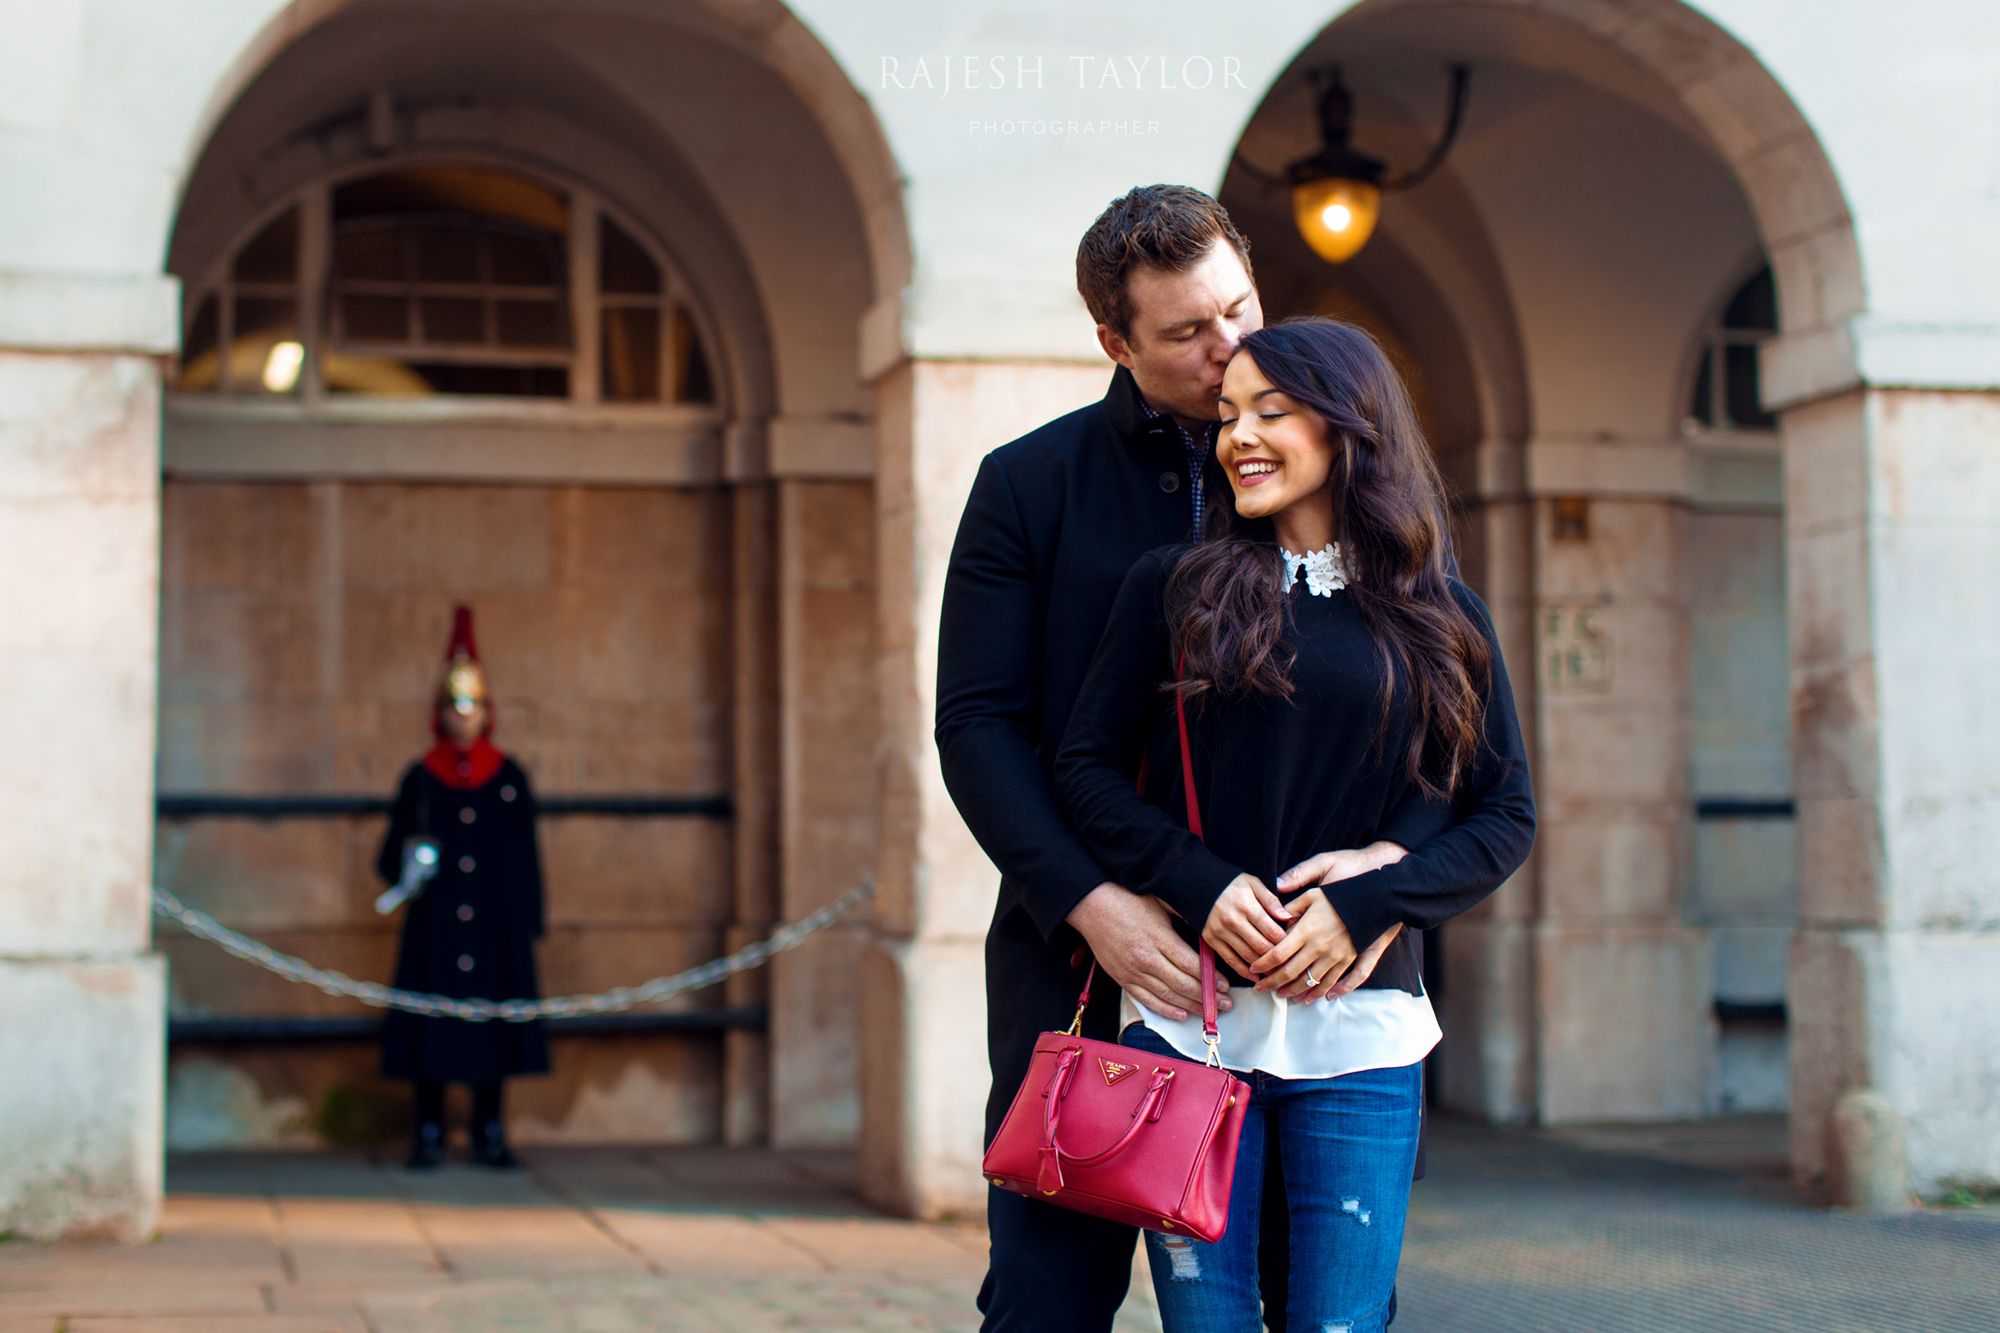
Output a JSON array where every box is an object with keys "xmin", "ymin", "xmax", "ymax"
[
  {"xmin": 156, "ymin": 0, "xmax": 909, "ymax": 1155},
  {"xmin": 1217, "ymin": 0, "xmax": 1864, "ymax": 1182}
]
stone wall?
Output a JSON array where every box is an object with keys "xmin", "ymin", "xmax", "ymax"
[{"xmin": 157, "ymin": 478, "xmax": 742, "ymax": 1147}]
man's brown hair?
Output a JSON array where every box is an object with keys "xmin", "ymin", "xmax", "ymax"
[{"xmin": 1075, "ymin": 184, "xmax": 1254, "ymax": 340}]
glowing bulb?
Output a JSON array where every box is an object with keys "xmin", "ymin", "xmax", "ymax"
[
  {"xmin": 1291, "ymin": 179, "xmax": 1382, "ymax": 264},
  {"xmin": 262, "ymin": 340, "xmax": 304, "ymax": 393}
]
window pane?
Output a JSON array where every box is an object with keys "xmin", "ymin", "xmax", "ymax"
[
  {"xmin": 669, "ymin": 306, "xmax": 715, "ymax": 404},
  {"xmin": 339, "ymin": 294, "xmax": 409, "ymax": 342},
  {"xmin": 415, "ymin": 226, "xmax": 481, "ymax": 284},
  {"xmin": 1687, "ymin": 344, "xmax": 1715, "ymax": 427},
  {"xmin": 1724, "ymin": 342, "xmax": 1776, "ymax": 430},
  {"xmin": 600, "ymin": 215, "xmax": 661, "ymax": 294},
  {"xmin": 335, "ymin": 165, "xmax": 566, "ymax": 233},
  {"xmin": 328, "ymin": 360, "xmax": 567, "ymax": 398},
  {"xmin": 335, "ymin": 227, "xmax": 407, "ymax": 282},
  {"xmin": 419, "ymin": 297, "xmax": 486, "ymax": 345},
  {"xmin": 233, "ymin": 207, "xmax": 299, "ymax": 284},
  {"xmin": 414, "ymin": 363, "xmax": 569, "ymax": 397},
  {"xmin": 176, "ymin": 295, "xmax": 220, "ymax": 391},
  {"xmin": 496, "ymin": 300, "xmax": 564, "ymax": 348},
  {"xmin": 228, "ymin": 296, "xmax": 300, "ymax": 394},
  {"xmin": 601, "ymin": 306, "xmax": 660, "ymax": 401},
  {"xmin": 1723, "ymin": 266, "xmax": 1777, "ymax": 332},
  {"xmin": 490, "ymin": 230, "xmax": 560, "ymax": 287}
]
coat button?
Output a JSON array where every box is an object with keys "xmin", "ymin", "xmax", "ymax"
[
  {"xmin": 458, "ymin": 855, "xmax": 475, "ymax": 873},
  {"xmin": 501, "ymin": 785, "xmax": 517, "ymax": 802},
  {"xmin": 457, "ymin": 904, "xmax": 474, "ymax": 922},
  {"xmin": 1159, "ymin": 471, "xmax": 1181, "ymax": 493},
  {"xmin": 457, "ymin": 955, "xmax": 475, "ymax": 972},
  {"xmin": 460, "ymin": 807, "xmax": 476, "ymax": 824}
]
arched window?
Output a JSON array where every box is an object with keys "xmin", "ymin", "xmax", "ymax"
[
  {"xmin": 174, "ymin": 163, "xmax": 718, "ymax": 408},
  {"xmin": 1684, "ymin": 265, "xmax": 1777, "ymax": 434}
]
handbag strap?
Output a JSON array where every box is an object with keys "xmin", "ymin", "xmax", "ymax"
[{"xmin": 1068, "ymin": 656, "xmax": 1221, "ymax": 1060}]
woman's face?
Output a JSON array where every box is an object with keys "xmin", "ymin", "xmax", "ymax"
[
  {"xmin": 440, "ymin": 699, "xmax": 488, "ymax": 746},
  {"xmin": 1215, "ymin": 351, "xmax": 1334, "ymax": 525}
]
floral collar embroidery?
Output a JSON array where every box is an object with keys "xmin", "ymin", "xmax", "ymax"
[{"xmin": 1279, "ymin": 542, "xmax": 1351, "ymax": 597}]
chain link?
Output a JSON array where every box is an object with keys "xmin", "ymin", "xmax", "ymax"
[{"xmin": 151, "ymin": 826, "xmax": 874, "ymax": 1022}]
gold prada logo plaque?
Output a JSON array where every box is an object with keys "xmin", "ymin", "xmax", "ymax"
[{"xmin": 1098, "ymin": 1058, "xmax": 1137, "ymax": 1087}]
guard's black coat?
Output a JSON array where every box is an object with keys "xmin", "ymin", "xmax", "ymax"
[
  {"xmin": 936, "ymin": 365, "xmax": 1223, "ymax": 1144},
  {"xmin": 375, "ymin": 756, "xmax": 551, "ymax": 1083}
]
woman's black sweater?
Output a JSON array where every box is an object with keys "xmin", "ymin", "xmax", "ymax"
[{"xmin": 1055, "ymin": 545, "xmax": 1536, "ymax": 994}]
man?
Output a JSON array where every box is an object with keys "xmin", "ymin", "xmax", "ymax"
[
  {"xmin": 936, "ymin": 186, "xmax": 1406, "ymax": 1331},
  {"xmin": 376, "ymin": 604, "xmax": 549, "ymax": 1170}
]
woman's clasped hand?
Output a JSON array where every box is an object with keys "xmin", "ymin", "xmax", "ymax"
[{"xmin": 1201, "ymin": 841, "xmax": 1410, "ymax": 1002}]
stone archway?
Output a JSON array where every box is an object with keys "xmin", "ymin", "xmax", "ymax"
[
  {"xmin": 1210, "ymin": 0, "xmax": 2000, "ymax": 1201},
  {"xmin": 0, "ymin": 0, "xmax": 914, "ymax": 1241}
]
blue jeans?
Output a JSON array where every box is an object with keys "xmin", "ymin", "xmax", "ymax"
[{"xmin": 1120, "ymin": 1022, "xmax": 1422, "ymax": 1333}]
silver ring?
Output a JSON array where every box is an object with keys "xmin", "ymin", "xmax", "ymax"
[{"xmin": 1305, "ymin": 970, "xmax": 1320, "ymax": 988}]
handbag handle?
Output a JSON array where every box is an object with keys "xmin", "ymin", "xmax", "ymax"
[
  {"xmin": 1034, "ymin": 1046, "xmax": 1178, "ymax": 1195},
  {"xmin": 1066, "ymin": 657, "xmax": 1222, "ymax": 1066}
]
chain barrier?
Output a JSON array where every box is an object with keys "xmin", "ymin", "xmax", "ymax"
[{"xmin": 150, "ymin": 833, "xmax": 874, "ymax": 1023}]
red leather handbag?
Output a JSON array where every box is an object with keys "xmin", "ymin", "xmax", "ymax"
[{"xmin": 982, "ymin": 683, "xmax": 1251, "ymax": 1243}]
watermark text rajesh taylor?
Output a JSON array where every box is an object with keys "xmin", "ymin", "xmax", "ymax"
[{"xmin": 880, "ymin": 54, "xmax": 1249, "ymax": 96}]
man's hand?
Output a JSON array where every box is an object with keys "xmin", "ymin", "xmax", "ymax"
[
  {"xmin": 1274, "ymin": 840, "xmax": 1410, "ymax": 999},
  {"xmin": 1202, "ymin": 873, "xmax": 1292, "ymax": 979},
  {"xmin": 1068, "ymin": 882, "xmax": 1231, "ymax": 1022},
  {"xmin": 1274, "ymin": 840, "xmax": 1409, "ymax": 893}
]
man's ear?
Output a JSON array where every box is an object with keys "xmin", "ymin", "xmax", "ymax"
[{"xmin": 1096, "ymin": 323, "xmax": 1136, "ymax": 370}]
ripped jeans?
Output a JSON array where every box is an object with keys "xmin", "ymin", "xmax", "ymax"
[{"xmin": 1120, "ymin": 1022, "xmax": 1422, "ymax": 1333}]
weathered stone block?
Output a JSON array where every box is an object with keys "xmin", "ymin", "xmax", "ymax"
[
  {"xmin": 1435, "ymin": 919, "xmax": 1535, "ymax": 1122},
  {"xmin": 0, "ymin": 957, "xmax": 164, "ymax": 1241},
  {"xmin": 159, "ymin": 815, "xmax": 355, "ymax": 931},
  {"xmin": 540, "ymin": 817, "xmax": 734, "ymax": 928},
  {"xmin": 336, "ymin": 484, "xmax": 554, "ymax": 593},
  {"xmin": 857, "ymin": 934, "xmax": 988, "ymax": 1220},
  {"xmin": 1535, "ymin": 924, "xmax": 1715, "ymax": 1121},
  {"xmin": 1787, "ymin": 927, "xmax": 1872, "ymax": 1183},
  {"xmin": 770, "ymin": 923, "xmax": 865, "ymax": 1147},
  {"xmin": 1538, "ymin": 813, "xmax": 1683, "ymax": 923}
]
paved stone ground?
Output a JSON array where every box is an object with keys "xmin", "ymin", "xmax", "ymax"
[{"xmin": 0, "ymin": 1116, "xmax": 1992, "ymax": 1331}]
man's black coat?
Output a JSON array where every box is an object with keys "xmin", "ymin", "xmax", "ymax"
[
  {"xmin": 936, "ymin": 364, "xmax": 1213, "ymax": 1142},
  {"xmin": 376, "ymin": 755, "xmax": 551, "ymax": 1084}
]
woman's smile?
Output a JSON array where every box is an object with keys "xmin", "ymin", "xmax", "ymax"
[{"xmin": 1235, "ymin": 458, "xmax": 1280, "ymax": 486}]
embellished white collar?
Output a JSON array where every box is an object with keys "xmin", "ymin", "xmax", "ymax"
[{"xmin": 1280, "ymin": 542, "xmax": 1350, "ymax": 597}]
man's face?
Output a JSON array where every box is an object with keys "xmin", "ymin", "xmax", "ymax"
[
  {"xmin": 441, "ymin": 699, "xmax": 488, "ymax": 746},
  {"xmin": 1096, "ymin": 241, "xmax": 1263, "ymax": 423}
]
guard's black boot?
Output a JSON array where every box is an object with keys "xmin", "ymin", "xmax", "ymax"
[
  {"xmin": 406, "ymin": 1121, "xmax": 446, "ymax": 1171},
  {"xmin": 468, "ymin": 1118, "xmax": 520, "ymax": 1169}
]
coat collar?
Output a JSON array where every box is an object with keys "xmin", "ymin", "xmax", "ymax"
[
  {"xmin": 1102, "ymin": 364, "xmax": 1181, "ymax": 448},
  {"xmin": 424, "ymin": 736, "xmax": 507, "ymax": 790}
]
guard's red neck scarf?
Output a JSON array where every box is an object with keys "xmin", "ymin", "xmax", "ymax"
[{"xmin": 423, "ymin": 735, "xmax": 506, "ymax": 790}]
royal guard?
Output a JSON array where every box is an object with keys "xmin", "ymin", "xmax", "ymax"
[{"xmin": 375, "ymin": 603, "xmax": 550, "ymax": 1169}]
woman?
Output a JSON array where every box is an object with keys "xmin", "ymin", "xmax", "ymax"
[
  {"xmin": 376, "ymin": 604, "xmax": 550, "ymax": 1170},
  {"xmin": 1056, "ymin": 319, "xmax": 1534, "ymax": 1331}
]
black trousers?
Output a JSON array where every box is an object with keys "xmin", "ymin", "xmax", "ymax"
[
  {"xmin": 412, "ymin": 1078, "xmax": 506, "ymax": 1126},
  {"xmin": 978, "ymin": 1158, "xmax": 1294, "ymax": 1332}
]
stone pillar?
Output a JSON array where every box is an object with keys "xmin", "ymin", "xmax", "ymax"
[
  {"xmin": 0, "ymin": 346, "xmax": 169, "ymax": 1240},
  {"xmin": 723, "ymin": 480, "xmax": 780, "ymax": 1146},
  {"xmin": 1527, "ymin": 477, "xmax": 1716, "ymax": 1121},
  {"xmin": 769, "ymin": 477, "xmax": 876, "ymax": 1146},
  {"xmin": 1433, "ymin": 471, "xmax": 1540, "ymax": 1122},
  {"xmin": 1786, "ymin": 388, "xmax": 2000, "ymax": 1198},
  {"xmin": 861, "ymin": 357, "xmax": 1111, "ymax": 1219}
]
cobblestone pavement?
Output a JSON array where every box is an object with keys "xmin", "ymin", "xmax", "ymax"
[{"xmin": 0, "ymin": 1117, "xmax": 1992, "ymax": 1331}]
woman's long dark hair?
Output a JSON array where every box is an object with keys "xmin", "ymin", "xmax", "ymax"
[{"xmin": 1167, "ymin": 318, "xmax": 1490, "ymax": 800}]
